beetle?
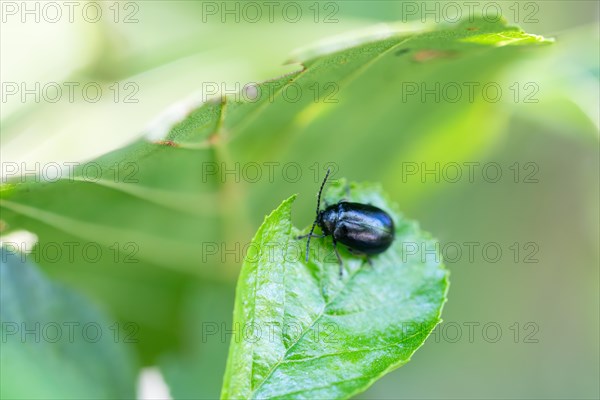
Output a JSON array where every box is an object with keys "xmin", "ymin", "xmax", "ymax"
[{"xmin": 298, "ymin": 168, "xmax": 395, "ymax": 277}]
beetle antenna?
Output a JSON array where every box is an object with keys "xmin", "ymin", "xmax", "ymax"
[
  {"xmin": 305, "ymin": 220, "xmax": 318, "ymax": 262},
  {"xmin": 316, "ymin": 168, "xmax": 331, "ymax": 216},
  {"xmin": 305, "ymin": 168, "xmax": 331, "ymax": 262}
]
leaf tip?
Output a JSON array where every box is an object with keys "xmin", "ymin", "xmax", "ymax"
[
  {"xmin": 259, "ymin": 194, "xmax": 297, "ymax": 228},
  {"xmin": 279, "ymin": 193, "xmax": 298, "ymax": 210}
]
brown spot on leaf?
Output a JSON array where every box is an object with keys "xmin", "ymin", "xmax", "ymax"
[
  {"xmin": 0, "ymin": 220, "xmax": 7, "ymax": 233},
  {"xmin": 413, "ymin": 50, "xmax": 457, "ymax": 62},
  {"xmin": 208, "ymin": 133, "xmax": 220, "ymax": 145},
  {"xmin": 155, "ymin": 140, "xmax": 178, "ymax": 147},
  {"xmin": 467, "ymin": 27, "xmax": 479, "ymax": 31}
]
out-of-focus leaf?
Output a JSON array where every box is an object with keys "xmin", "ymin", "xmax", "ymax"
[
  {"xmin": 0, "ymin": 18, "xmax": 549, "ymax": 363},
  {"xmin": 0, "ymin": 249, "xmax": 138, "ymax": 399},
  {"xmin": 221, "ymin": 179, "xmax": 448, "ymax": 399}
]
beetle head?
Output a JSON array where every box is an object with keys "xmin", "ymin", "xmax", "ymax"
[{"xmin": 317, "ymin": 208, "xmax": 336, "ymax": 235}]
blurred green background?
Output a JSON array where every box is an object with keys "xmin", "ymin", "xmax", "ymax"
[{"xmin": 1, "ymin": 1, "xmax": 598, "ymax": 399}]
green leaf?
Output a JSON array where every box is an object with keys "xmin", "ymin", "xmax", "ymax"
[
  {"xmin": 0, "ymin": 249, "xmax": 138, "ymax": 399},
  {"xmin": 221, "ymin": 179, "xmax": 449, "ymax": 399},
  {"xmin": 0, "ymin": 18, "xmax": 549, "ymax": 363}
]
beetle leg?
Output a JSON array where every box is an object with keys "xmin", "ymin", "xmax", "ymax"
[
  {"xmin": 296, "ymin": 233, "xmax": 326, "ymax": 239},
  {"xmin": 347, "ymin": 247, "xmax": 374, "ymax": 268},
  {"xmin": 331, "ymin": 239, "xmax": 343, "ymax": 277}
]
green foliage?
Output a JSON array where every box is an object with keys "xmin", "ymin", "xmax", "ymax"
[
  {"xmin": 0, "ymin": 250, "xmax": 138, "ymax": 399},
  {"xmin": 0, "ymin": 18, "xmax": 553, "ymax": 398},
  {"xmin": 221, "ymin": 179, "xmax": 448, "ymax": 399}
]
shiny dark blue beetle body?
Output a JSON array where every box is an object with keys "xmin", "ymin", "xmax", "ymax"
[
  {"xmin": 318, "ymin": 202, "xmax": 394, "ymax": 255},
  {"xmin": 299, "ymin": 169, "xmax": 395, "ymax": 276}
]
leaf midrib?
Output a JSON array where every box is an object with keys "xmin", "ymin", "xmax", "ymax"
[
  {"xmin": 249, "ymin": 248, "xmax": 385, "ymax": 397},
  {"xmin": 262, "ymin": 325, "xmax": 434, "ymax": 398}
]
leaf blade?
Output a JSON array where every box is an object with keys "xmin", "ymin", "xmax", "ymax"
[
  {"xmin": 221, "ymin": 181, "xmax": 448, "ymax": 399},
  {"xmin": 0, "ymin": 249, "xmax": 139, "ymax": 399},
  {"xmin": 0, "ymin": 17, "xmax": 545, "ymax": 366}
]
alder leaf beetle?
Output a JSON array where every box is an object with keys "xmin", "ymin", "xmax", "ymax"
[{"xmin": 298, "ymin": 169, "xmax": 395, "ymax": 277}]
